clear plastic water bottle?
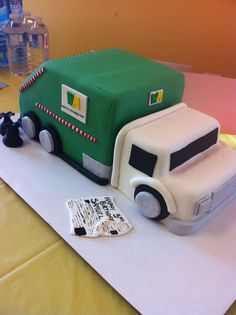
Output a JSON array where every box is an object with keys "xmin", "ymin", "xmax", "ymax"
[
  {"xmin": 22, "ymin": 11, "xmax": 33, "ymax": 59},
  {"xmin": 0, "ymin": 0, "xmax": 9, "ymax": 25},
  {"xmin": 0, "ymin": 26, "xmax": 8, "ymax": 67},
  {"xmin": 28, "ymin": 15, "xmax": 49, "ymax": 71},
  {"xmin": 5, "ymin": 13, "xmax": 29, "ymax": 75},
  {"xmin": 9, "ymin": 0, "xmax": 23, "ymax": 19},
  {"xmin": 0, "ymin": 0, "xmax": 9, "ymax": 68},
  {"xmin": 22, "ymin": 11, "xmax": 33, "ymax": 35}
]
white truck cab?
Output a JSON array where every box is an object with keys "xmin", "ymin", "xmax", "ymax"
[{"xmin": 111, "ymin": 103, "xmax": 236, "ymax": 235}]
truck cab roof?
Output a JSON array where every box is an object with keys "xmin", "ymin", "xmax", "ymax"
[
  {"xmin": 130, "ymin": 104, "xmax": 218, "ymax": 152},
  {"xmin": 111, "ymin": 103, "xmax": 220, "ymax": 186}
]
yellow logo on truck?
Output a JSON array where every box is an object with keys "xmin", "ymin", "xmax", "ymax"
[
  {"xmin": 67, "ymin": 92, "xmax": 81, "ymax": 110},
  {"xmin": 61, "ymin": 84, "xmax": 88, "ymax": 124}
]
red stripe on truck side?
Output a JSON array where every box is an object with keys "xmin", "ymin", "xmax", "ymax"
[{"xmin": 35, "ymin": 102, "xmax": 98, "ymax": 144}]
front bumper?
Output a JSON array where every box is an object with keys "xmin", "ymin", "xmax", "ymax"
[{"xmin": 165, "ymin": 176, "xmax": 236, "ymax": 235}]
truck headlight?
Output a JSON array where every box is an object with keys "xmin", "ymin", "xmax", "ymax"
[{"xmin": 194, "ymin": 196, "xmax": 212, "ymax": 217}]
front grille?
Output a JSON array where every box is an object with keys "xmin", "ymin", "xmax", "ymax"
[
  {"xmin": 195, "ymin": 175, "xmax": 236, "ymax": 216},
  {"xmin": 211, "ymin": 175, "xmax": 236, "ymax": 209}
]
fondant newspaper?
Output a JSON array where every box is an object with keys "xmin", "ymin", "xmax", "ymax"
[{"xmin": 66, "ymin": 196, "xmax": 133, "ymax": 237}]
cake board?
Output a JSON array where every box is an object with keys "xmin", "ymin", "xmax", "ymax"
[{"xmin": 0, "ymin": 128, "xmax": 236, "ymax": 315}]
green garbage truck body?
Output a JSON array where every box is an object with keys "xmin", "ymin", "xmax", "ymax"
[{"xmin": 19, "ymin": 49, "xmax": 184, "ymax": 184}]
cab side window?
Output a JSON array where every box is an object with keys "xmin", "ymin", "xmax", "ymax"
[{"xmin": 129, "ymin": 144, "xmax": 157, "ymax": 176}]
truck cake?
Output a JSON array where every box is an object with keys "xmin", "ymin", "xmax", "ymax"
[{"xmin": 19, "ymin": 48, "xmax": 236, "ymax": 235}]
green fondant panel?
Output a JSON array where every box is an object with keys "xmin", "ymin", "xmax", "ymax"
[{"xmin": 20, "ymin": 49, "xmax": 184, "ymax": 168}]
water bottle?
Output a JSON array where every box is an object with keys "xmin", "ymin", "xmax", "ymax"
[
  {"xmin": 0, "ymin": 0, "xmax": 9, "ymax": 25},
  {"xmin": 0, "ymin": 0, "xmax": 9, "ymax": 68},
  {"xmin": 5, "ymin": 13, "xmax": 28, "ymax": 75},
  {"xmin": 9, "ymin": 0, "xmax": 23, "ymax": 19},
  {"xmin": 22, "ymin": 11, "xmax": 33, "ymax": 35},
  {"xmin": 22, "ymin": 11, "xmax": 33, "ymax": 59},
  {"xmin": 28, "ymin": 15, "xmax": 49, "ymax": 71},
  {"xmin": 0, "ymin": 26, "xmax": 8, "ymax": 67}
]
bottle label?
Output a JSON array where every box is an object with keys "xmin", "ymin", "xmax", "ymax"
[
  {"xmin": 29, "ymin": 34, "xmax": 38, "ymax": 48},
  {"xmin": 29, "ymin": 33, "xmax": 49, "ymax": 49},
  {"xmin": 11, "ymin": 45, "xmax": 27, "ymax": 66},
  {"xmin": 44, "ymin": 33, "xmax": 49, "ymax": 49},
  {"xmin": 0, "ymin": 43, "xmax": 8, "ymax": 66},
  {"xmin": 0, "ymin": 33, "xmax": 8, "ymax": 67},
  {"xmin": 0, "ymin": 2, "xmax": 9, "ymax": 24},
  {"xmin": 9, "ymin": 33, "xmax": 25, "ymax": 46},
  {"xmin": 9, "ymin": 0, "xmax": 23, "ymax": 17}
]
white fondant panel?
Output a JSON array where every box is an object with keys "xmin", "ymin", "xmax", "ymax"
[
  {"xmin": 61, "ymin": 84, "xmax": 88, "ymax": 124},
  {"xmin": 0, "ymin": 127, "xmax": 236, "ymax": 315},
  {"xmin": 125, "ymin": 106, "xmax": 219, "ymax": 157},
  {"xmin": 111, "ymin": 103, "xmax": 186, "ymax": 187}
]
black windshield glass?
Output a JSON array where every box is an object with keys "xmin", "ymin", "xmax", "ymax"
[{"xmin": 170, "ymin": 128, "xmax": 218, "ymax": 171}]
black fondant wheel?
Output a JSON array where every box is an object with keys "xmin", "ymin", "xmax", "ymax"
[
  {"xmin": 134, "ymin": 185, "xmax": 169, "ymax": 221},
  {"xmin": 39, "ymin": 124, "xmax": 62, "ymax": 154},
  {"xmin": 21, "ymin": 111, "xmax": 41, "ymax": 139}
]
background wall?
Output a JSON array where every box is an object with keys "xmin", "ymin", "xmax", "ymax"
[{"xmin": 23, "ymin": 0, "xmax": 236, "ymax": 78}]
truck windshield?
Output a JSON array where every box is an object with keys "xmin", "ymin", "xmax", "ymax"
[{"xmin": 170, "ymin": 128, "xmax": 218, "ymax": 171}]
